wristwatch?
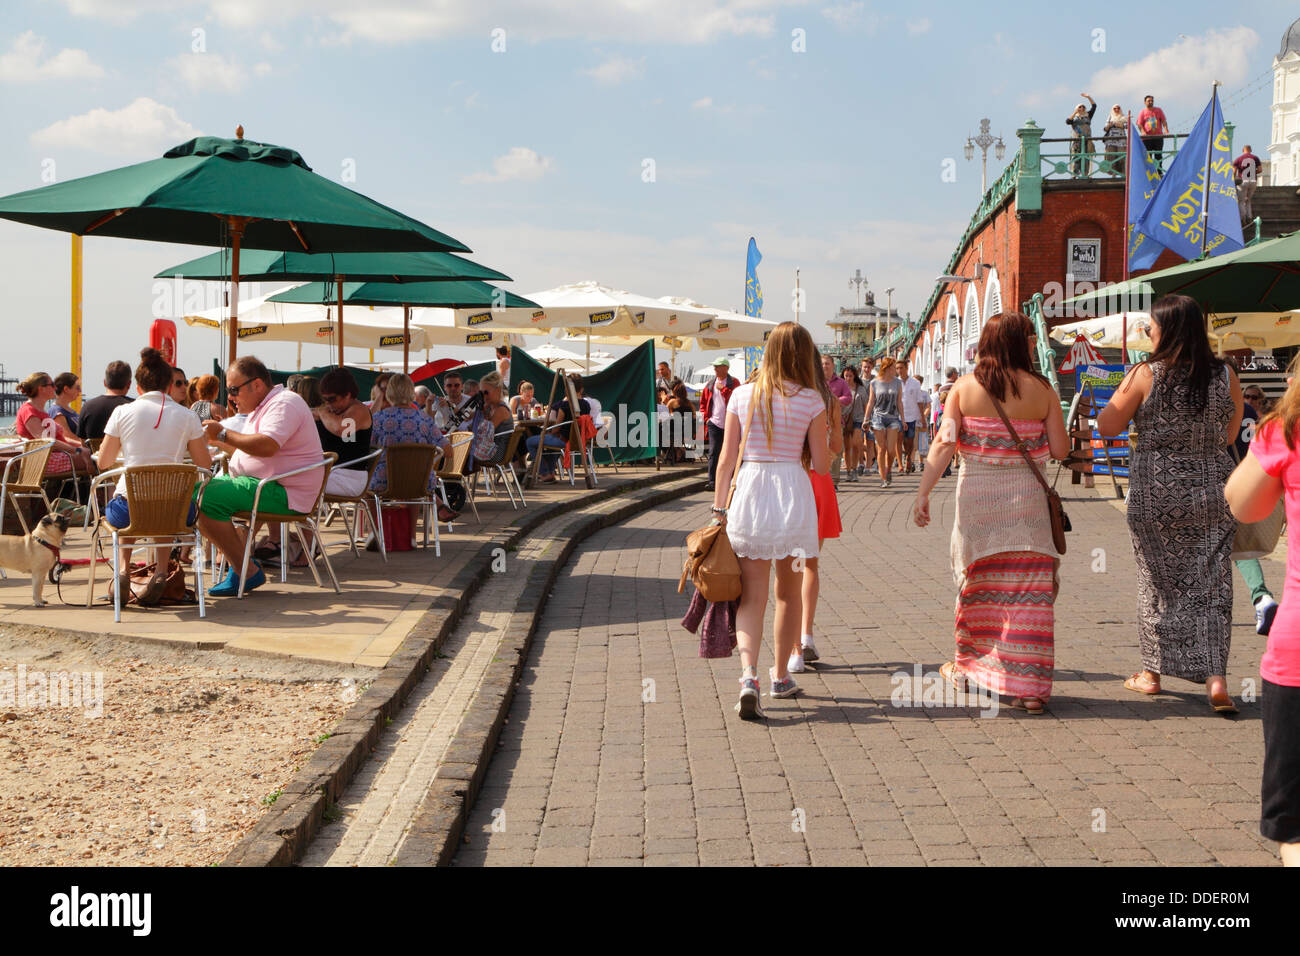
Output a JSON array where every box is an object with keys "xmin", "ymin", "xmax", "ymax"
[{"xmin": 217, "ymin": 428, "xmax": 228, "ymax": 444}]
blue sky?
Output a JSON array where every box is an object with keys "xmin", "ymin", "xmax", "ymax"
[{"xmin": 0, "ymin": 0, "xmax": 1293, "ymax": 387}]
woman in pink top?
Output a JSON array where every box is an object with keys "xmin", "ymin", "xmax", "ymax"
[
  {"xmin": 711, "ymin": 322, "xmax": 829, "ymax": 718},
  {"xmin": 1226, "ymin": 379, "xmax": 1300, "ymax": 865}
]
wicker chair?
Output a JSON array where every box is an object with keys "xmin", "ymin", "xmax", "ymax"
[
  {"xmin": 376, "ymin": 442, "xmax": 443, "ymax": 556},
  {"xmin": 437, "ymin": 432, "xmax": 478, "ymax": 525},
  {"xmin": 85, "ymin": 463, "xmax": 210, "ymax": 623},
  {"xmin": 322, "ymin": 448, "xmax": 387, "ymax": 562},
  {"xmin": 0, "ymin": 440, "xmax": 55, "ymax": 540},
  {"xmin": 227, "ymin": 454, "xmax": 340, "ymax": 599}
]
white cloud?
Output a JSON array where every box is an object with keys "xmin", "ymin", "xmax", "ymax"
[
  {"xmin": 30, "ymin": 97, "xmax": 200, "ymax": 156},
  {"xmin": 165, "ymin": 51, "xmax": 265, "ymax": 93},
  {"xmin": 1090, "ymin": 27, "xmax": 1260, "ymax": 109},
  {"xmin": 906, "ymin": 17, "xmax": 931, "ymax": 36},
  {"xmin": 821, "ymin": 2, "xmax": 882, "ymax": 33},
  {"xmin": 692, "ymin": 96, "xmax": 713, "ymax": 109},
  {"xmin": 461, "ymin": 147, "xmax": 555, "ymax": 184},
  {"xmin": 0, "ymin": 31, "xmax": 105, "ymax": 83},
  {"xmin": 59, "ymin": 0, "xmax": 176, "ymax": 21},
  {"xmin": 1019, "ymin": 83, "xmax": 1070, "ymax": 110},
  {"xmin": 581, "ymin": 54, "xmax": 645, "ymax": 85},
  {"xmin": 258, "ymin": 32, "xmax": 283, "ymax": 53}
]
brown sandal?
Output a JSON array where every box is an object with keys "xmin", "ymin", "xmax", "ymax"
[
  {"xmin": 1010, "ymin": 697, "xmax": 1046, "ymax": 715},
  {"xmin": 1124, "ymin": 672, "xmax": 1161, "ymax": 695},
  {"xmin": 940, "ymin": 661, "xmax": 967, "ymax": 692}
]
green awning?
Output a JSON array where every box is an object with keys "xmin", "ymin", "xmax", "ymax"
[
  {"xmin": 267, "ymin": 280, "xmax": 540, "ymax": 310},
  {"xmin": 155, "ymin": 249, "xmax": 508, "ymax": 283}
]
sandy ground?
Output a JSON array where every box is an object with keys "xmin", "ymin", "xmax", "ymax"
[{"xmin": 0, "ymin": 624, "xmax": 377, "ymax": 866}]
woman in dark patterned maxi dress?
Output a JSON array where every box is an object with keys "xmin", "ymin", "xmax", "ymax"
[{"xmin": 1098, "ymin": 295, "xmax": 1243, "ymax": 713}]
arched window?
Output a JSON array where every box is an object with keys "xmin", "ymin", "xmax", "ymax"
[
  {"xmin": 945, "ymin": 294, "xmax": 961, "ymax": 373},
  {"xmin": 981, "ymin": 268, "xmax": 1003, "ymax": 325},
  {"xmin": 963, "ymin": 285, "xmax": 980, "ymax": 371}
]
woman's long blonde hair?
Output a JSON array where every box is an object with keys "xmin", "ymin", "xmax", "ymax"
[{"xmin": 751, "ymin": 322, "xmax": 822, "ymax": 450}]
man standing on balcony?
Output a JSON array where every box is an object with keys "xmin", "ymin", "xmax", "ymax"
[
  {"xmin": 1234, "ymin": 145, "xmax": 1262, "ymax": 225},
  {"xmin": 699, "ymin": 357, "xmax": 739, "ymax": 492},
  {"xmin": 1067, "ymin": 93, "xmax": 1097, "ymax": 177},
  {"xmin": 1137, "ymin": 94, "xmax": 1169, "ymax": 173}
]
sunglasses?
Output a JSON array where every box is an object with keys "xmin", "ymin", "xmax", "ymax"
[{"xmin": 226, "ymin": 377, "xmax": 255, "ymax": 397}]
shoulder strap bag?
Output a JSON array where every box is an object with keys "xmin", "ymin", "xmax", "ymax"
[
  {"xmin": 678, "ymin": 397, "xmax": 756, "ymax": 602},
  {"xmin": 990, "ymin": 393, "xmax": 1070, "ymax": 554}
]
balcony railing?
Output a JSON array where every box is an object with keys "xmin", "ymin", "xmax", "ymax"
[{"xmin": 1038, "ymin": 133, "xmax": 1188, "ymax": 181}]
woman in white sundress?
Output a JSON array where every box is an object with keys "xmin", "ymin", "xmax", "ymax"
[{"xmin": 711, "ymin": 321, "xmax": 829, "ymax": 719}]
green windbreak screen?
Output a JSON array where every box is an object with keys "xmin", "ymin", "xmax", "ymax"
[{"xmin": 509, "ymin": 340, "xmax": 657, "ymax": 462}]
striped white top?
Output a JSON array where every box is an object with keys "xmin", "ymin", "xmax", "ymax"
[{"xmin": 727, "ymin": 382, "xmax": 825, "ymax": 462}]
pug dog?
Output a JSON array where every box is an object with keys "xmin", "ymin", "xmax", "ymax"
[{"xmin": 0, "ymin": 513, "xmax": 69, "ymax": 606}]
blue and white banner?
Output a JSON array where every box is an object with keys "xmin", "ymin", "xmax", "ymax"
[
  {"xmin": 744, "ymin": 237, "xmax": 763, "ymax": 318},
  {"xmin": 1134, "ymin": 90, "xmax": 1244, "ymax": 262},
  {"xmin": 1127, "ymin": 122, "xmax": 1164, "ymax": 271}
]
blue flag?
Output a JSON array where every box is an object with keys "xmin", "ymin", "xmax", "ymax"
[
  {"xmin": 1127, "ymin": 122, "xmax": 1165, "ymax": 272},
  {"xmin": 1134, "ymin": 90, "xmax": 1244, "ymax": 262},
  {"xmin": 745, "ymin": 237, "xmax": 763, "ymax": 317}
]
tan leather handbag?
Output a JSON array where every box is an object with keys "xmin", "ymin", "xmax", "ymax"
[{"xmin": 679, "ymin": 401, "xmax": 755, "ymax": 602}]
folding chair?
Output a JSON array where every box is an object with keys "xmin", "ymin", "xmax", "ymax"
[
  {"xmin": 322, "ymin": 448, "xmax": 387, "ymax": 562},
  {"xmin": 229, "ymin": 454, "xmax": 340, "ymax": 598},
  {"xmin": 376, "ymin": 442, "xmax": 443, "ymax": 556},
  {"xmin": 471, "ymin": 426, "xmax": 528, "ymax": 509},
  {"xmin": 84, "ymin": 463, "xmax": 210, "ymax": 623},
  {"xmin": 596, "ymin": 413, "xmax": 620, "ymax": 474}
]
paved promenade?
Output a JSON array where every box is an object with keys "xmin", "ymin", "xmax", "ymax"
[{"xmin": 454, "ymin": 470, "xmax": 1282, "ymax": 866}]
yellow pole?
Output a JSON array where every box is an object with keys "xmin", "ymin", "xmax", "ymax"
[{"xmin": 70, "ymin": 234, "xmax": 83, "ymax": 408}]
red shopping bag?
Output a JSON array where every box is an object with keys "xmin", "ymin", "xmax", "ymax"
[{"xmin": 380, "ymin": 507, "xmax": 413, "ymax": 551}]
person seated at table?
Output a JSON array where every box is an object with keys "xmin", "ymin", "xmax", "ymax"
[
  {"xmin": 510, "ymin": 381, "xmax": 538, "ymax": 420},
  {"xmin": 168, "ymin": 367, "xmax": 190, "ymax": 408},
  {"xmin": 97, "ymin": 348, "xmax": 212, "ymax": 606},
  {"xmin": 526, "ymin": 373, "xmax": 590, "ymax": 484},
  {"xmin": 414, "ymin": 385, "xmax": 433, "ymax": 411},
  {"xmin": 431, "ymin": 372, "xmax": 472, "ymax": 431},
  {"xmin": 46, "ymin": 372, "xmax": 82, "ymax": 436},
  {"xmin": 77, "ymin": 360, "xmax": 134, "ymax": 442},
  {"xmin": 197, "ymin": 356, "xmax": 326, "ymax": 596},
  {"xmin": 368, "ymin": 373, "xmax": 451, "ymax": 541},
  {"xmin": 189, "ymin": 374, "xmax": 226, "ymax": 423},
  {"xmin": 314, "ymin": 368, "xmax": 373, "ymax": 498},
  {"xmin": 467, "ymin": 371, "xmax": 515, "ymax": 472},
  {"xmin": 16, "ymin": 372, "xmax": 94, "ymax": 479},
  {"xmin": 367, "ymin": 372, "xmax": 393, "ymax": 414},
  {"xmin": 291, "ymin": 374, "xmax": 322, "ymax": 409},
  {"xmin": 667, "ymin": 380, "xmax": 695, "ymax": 464}
]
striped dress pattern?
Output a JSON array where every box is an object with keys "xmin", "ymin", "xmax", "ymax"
[{"xmin": 951, "ymin": 416, "xmax": 1059, "ymax": 700}]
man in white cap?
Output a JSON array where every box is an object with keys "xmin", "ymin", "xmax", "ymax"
[{"xmin": 699, "ymin": 356, "xmax": 740, "ymax": 491}]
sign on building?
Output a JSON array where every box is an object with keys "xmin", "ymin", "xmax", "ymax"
[{"xmin": 1068, "ymin": 238, "xmax": 1101, "ymax": 282}]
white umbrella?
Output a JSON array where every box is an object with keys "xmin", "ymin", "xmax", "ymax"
[
  {"xmin": 1051, "ymin": 310, "xmax": 1300, "ymax": 353},
  {"xmin": 185, "ymin": 287, "xmax": 433, "ymax": 351},
  {"xmin": 526, "ymin": 342, "xmax": 608, "ymax": 371}
]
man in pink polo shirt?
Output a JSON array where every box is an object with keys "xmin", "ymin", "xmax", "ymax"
[{"xmin": 198, "ymin": 355, "xmax": 325, "ymax": 596}]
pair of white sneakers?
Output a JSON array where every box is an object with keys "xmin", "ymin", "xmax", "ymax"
[{"xmin": 788, "ymin": 635, "xmax": 819, "ymax": 673}]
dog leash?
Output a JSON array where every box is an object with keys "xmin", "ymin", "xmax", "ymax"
[{"xmin": 33, "ymin": 534, "xmax": 78, "ymax": 605}]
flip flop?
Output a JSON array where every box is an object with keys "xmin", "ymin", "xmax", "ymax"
[
  {"xmin": 1124, "ymin": 672, "xmax": 1161, "ymax": 695},
  {"xmin": 1010, "ymin": 697, "xmax": 1046, "ymax": 715},
  {"xmin": 1209, "ymin": 692, "xmax": 1239, "ymax": 714},
  {"xmin": 940, "ymin": 661, "xmax": 967, "ymax": 692}
]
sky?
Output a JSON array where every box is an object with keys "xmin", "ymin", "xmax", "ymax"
[{"xmin": 0, "ymin": 0, "xmax": 1294, "ymax": 389}]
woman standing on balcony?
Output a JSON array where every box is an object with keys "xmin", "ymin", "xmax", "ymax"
[
  {"xmin": 1098, "ymin": 295, "xmax": 1243, "ymax": 713},
  {"xmin": 1067, "ymin": 93, "xmax": 1096, "ymax": 176},
  {"xmin": 912, "ymin": 313, "xmax": 1069, "ymax": 714},
  {"xmin": 1102, "ymin": 105, "xmax": 1127, "ymax": 176}
]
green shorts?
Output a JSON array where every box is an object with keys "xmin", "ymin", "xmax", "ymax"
[{"xmin": 197, "ymin": 475, "xmax": 301, "ymax": 522}]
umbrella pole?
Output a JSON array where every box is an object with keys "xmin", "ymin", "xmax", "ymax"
[
  {"xmin": 1122, "ymin": 314, "xmax": 1127, "ymax": 368},
  {"xmin": 227, "ymin": 219, "xmax": 245, "ymax": 368},
  {"xmin": 336, "ymin": 276, "xmax": 345, "ymax": 369},
  {"xmin": 404, "ymin": 305, "xmax": 411, "ymax": 374},
  {"xmin": 586, "ymin": 331, "xmax": 591, "ymax": 373}
]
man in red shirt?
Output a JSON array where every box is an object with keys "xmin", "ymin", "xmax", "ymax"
[
  {"xmin": 699, "ymin": 357, "xmax": 739, "ymax": 490},
  {"xmin": 1137, "ymin": 95, "xmax": 1169, "ymax": 172},
  {"xmin": 1233, "ymin": 145, "xmax": 1262, "ymax": 225}
]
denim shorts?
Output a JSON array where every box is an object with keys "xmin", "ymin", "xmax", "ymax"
[
  {"xmin": 871, "ymin": 413, "xmax": 902, "ymax": 431},
  {"xmin": 106, "ymin": 495, "xmax": 197, "ymax": 530},
  {"xmin": 901, "ymin": 421, "xmax": 917, "ymax": 439}
]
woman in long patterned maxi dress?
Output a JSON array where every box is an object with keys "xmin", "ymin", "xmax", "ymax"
[
  {"xmin": 913, "ymin": 312, "xmax": 1070, "ymax": 713},
  {"xmin": 1098, "ymin": 294, "xmax": 1243, "ymax": 712}
]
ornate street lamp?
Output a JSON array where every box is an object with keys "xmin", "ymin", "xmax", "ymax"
[
  {"xmin": 847, "ymin": 268, "xmax": 867, "ymax": 307},
  {"xmin": 964, "ymin": 119, "xmax": 1006, "ymax": 194}
]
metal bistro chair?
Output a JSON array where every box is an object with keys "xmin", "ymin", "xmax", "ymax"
[
  {"xmin": 439, "ymin": 432, "xmax": 478, "ymax": 525},
  {"xmin": 596, "ymin": 412, "xmax": 620, "ymax": 475},
  {"xmin": 85, "ymin": 463, "xmax": 211, "ymax": 623},
  {"xmin": 0, "ymin": 439, "xmax": 55, "ymax": 541},
  {"xmin": 322, "ymin": 448, "xmax": 388, "ymax": 562},
  {"xmin": 471, "ymin": 426, "xmax": 528, "ymax": 510},
  {"xmin": 228, "ymin": 454, "xmax": 340, "ymax": 599},
  {"xmin": 376, "ymin": 442, "xmax": 443, "ymax": 556}
]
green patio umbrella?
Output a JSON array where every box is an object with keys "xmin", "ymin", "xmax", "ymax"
[
  {"xmin": 267, "ymin": 280, "xmax": 542, "ymax": 372},
  {"xmin": 156, "ymin": 248, "xmax": 512, "ymax": 368},
  {"xmin": 0, "ymin": 127, "xmax": 470, "ymax": 365},
  {"xmin": 1062, "ymin": 231, "xmax": 1300, "ymax": 316}
]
